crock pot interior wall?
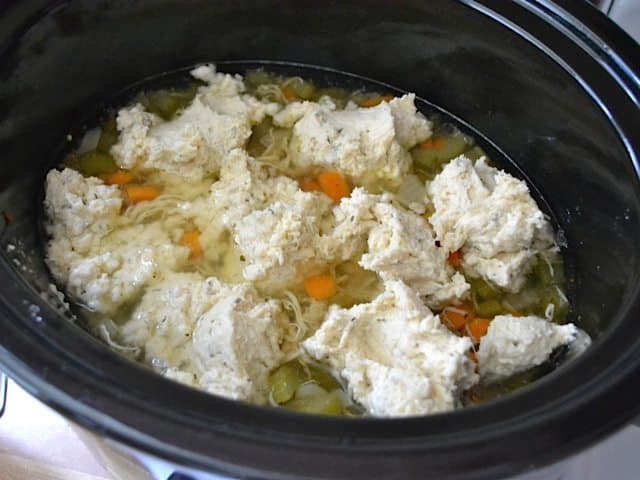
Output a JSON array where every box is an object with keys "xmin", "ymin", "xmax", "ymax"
[{"xmin": 0, "ymin": 1, "xmax": 639, "ymax": 479}]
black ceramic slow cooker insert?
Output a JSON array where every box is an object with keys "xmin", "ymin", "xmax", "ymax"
[{"xmin": 0, "ymin": 1, "xmax": 639, "ymax": 479}]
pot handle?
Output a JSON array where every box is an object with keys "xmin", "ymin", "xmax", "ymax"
[{"xmin": 0, "ymin": 371, "xmax": 6, "ymax": 418}]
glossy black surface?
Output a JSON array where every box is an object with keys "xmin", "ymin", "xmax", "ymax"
[{"xmin": 0, "ymin": 1, "xmax": 639, "ymax": 479}]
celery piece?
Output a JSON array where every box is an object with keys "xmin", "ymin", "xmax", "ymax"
[
  {"xmin": 470, "ymin": 277, "xmax": 496, "ymax": 301},
  {"xmin": 268, "ymin": 361, "xmax": 307, "ymax": 404},
  {"xmin": 475, "ymin": 299, "xmax": 504, "ymax": 318},
  {"xmin": 72, "ymin": 151, "xmax": 118, "ymax": 177},
  {"xmin": 464, "ymin": 146, "xmax": 487, "ymax": 161},
  {"xmin": 138, "ymin": 86, "xmax": 197, "ymax": 120}
]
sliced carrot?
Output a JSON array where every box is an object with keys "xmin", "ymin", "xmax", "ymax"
[
  {"xmin": 103, "ymin": 170, "xmax": 134, "ymax": 185},
  {"xmin": 447, "ymin": 249, "xmax": 463, "ymax": 268},
  {"xmin": 281, "ymin": 85, "xmax": 299, "ymax": 101},
  {"xmin": 359, "ymin": 95, "xmax": 393, "ymax": 108},
  {"xmin": 418, "ymin": 137, "xmax": 446, "ymax": 150},
  {"xmin": 442, "ymin": 302, "xmax": 475, "ymax": 330},
  {"xmin": 304, "ymin": 274, "xmax": 337, "ymax": 300},
  {"xmin": 317, "ymin": 171, "xmax": 350, "ymax": 203},
  {"xmin": 467, "ymin": 318, "xmax": 490, "ymax": 343},
  {"xmin": 181, "ymin": 228, "xmax": 203, "ymax": 259},
  {"xmin": 124, "ymin": 185, "xmax": 160, "ymax": 204},
  {"xmin": 299, "ymin": 178, "xmax": 323, "ymax": 193}
]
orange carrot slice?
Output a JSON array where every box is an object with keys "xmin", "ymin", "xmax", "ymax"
[
  {"xmin": 304, "ymin": 274, "xmax": 337, "ymax": 300},
  {"xmin": 442, "ymin": 302, "xmax": 475, "ymax": 330},
  {"xmin": 281, "ymin": 85, "xmax": 299, "ymax": 101},
  {"xmin": 299, "ymin": 178, "xmax": 323, "ymax": 193},
  {"xmin": 103, "ymin": 170, "xmax": 134, "ymax": 185},
  {"xmin": 418, "ymin": 137, "xmax": 446, "ymax": 150},
  {"xmin": 124, "ymin": 185, "xmax": 159, "ymax": 204},
  {"xmin": 181, "ymin": 229, "xmax": 203, "ymax": 259},
  {"xmin": 359, "ymin": 95, "xmax": 394, "ymax": 108},
  {"xmin": 317, "ymin": 171, "xmax": 350, "ymax": 203},
  {"xmin": 467, "ymin": 318, "xmax": 490, "ymax": 343},
  {"xmin": 447, "ymin": 249, "xmax": 463, "ymax": 268}
]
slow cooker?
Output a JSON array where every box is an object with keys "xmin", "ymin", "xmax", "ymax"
[{"xmin": 0, "ymin": 1, "xmax": 639, "ymax": 479}]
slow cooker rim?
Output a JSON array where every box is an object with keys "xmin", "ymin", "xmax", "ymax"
[{"xmin": 1, "ymin": 0, "xmax": 640, "ymax": 478}]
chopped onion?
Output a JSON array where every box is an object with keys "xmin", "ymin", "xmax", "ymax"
[{"xmin": 77, "ymin": 127, "xmax": 101, "ymax": 154}]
